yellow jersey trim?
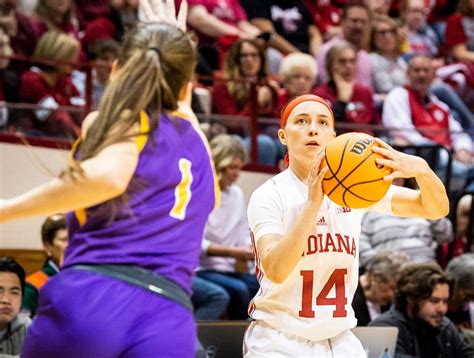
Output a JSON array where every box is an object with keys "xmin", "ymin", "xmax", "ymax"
[{"xmin": 136, "ymin": 111, "xmax": 150, "ymax": 153}]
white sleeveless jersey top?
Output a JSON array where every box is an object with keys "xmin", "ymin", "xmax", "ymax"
[{"xmin": 247, "ymin": 169, "xmax": 394, "ymax": 342}]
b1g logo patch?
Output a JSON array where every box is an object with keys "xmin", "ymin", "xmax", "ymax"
[{"xmin": 336, "ymin": 207, "xmax": 351, "ymax": 214}]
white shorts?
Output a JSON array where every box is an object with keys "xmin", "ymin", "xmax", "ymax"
[{"xmin": 243, "ymin": 321, "xmax": 367, "ymax": 357}]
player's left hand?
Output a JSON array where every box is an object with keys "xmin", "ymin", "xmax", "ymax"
[
  {"xmin": 138, "ymin": 0, "xmax": 187, "ymax": 32},
  {"xmin": 372, "ymin": 138, "xmax": 430, "ymax": 181}
]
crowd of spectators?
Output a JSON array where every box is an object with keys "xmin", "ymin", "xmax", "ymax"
[
  {"xmin": 0, "ymin": 1, "xmax": 471, "ymax": 157},
  {"xmin": 0, "ymin": 0, "xmax": 471, "ymax": 194},
  {"xmin": 1, "ymin": 0, "xmax": 474, "ymax": 355}
]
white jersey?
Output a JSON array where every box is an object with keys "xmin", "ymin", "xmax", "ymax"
[{"xmin": 247, "ymin": 169, "xmax": 394, "ymax": 342}]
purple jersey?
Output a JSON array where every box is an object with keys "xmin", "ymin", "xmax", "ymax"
[{"xmin": 64, "ymin": 112, "xmax": 218, "ymax": 293}]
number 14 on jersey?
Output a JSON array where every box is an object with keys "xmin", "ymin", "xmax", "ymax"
[{"xmin": 299, "ymin": 269, "xmax": 348, "ymax": 318}]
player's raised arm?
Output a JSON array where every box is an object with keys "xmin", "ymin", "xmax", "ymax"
[
  {"xmin": 256, "ymin": 150, "xmax": 328, "ymax": 284},
  {"xmin": 1, "ymin": 116, "xmax": 139, "ymax": 222},
  {"xmin": 372, "ymin": 138, "xmax": 449, "ymax": 219}
]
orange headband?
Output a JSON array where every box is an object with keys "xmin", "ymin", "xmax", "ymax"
[{"xmin": 280, "ymin": 94, "xmax": 335, "ymax": 128}]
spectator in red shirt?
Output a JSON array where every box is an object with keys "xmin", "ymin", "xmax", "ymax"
[
  {"xmin": 19, "ymin": 31, "xmax": 83, "ymax": 138},
  {"xmin": 314, "ymin": 40, "xmax": 380, "ymax": 135},
  {"xmin": 446, "ymin": 0, "xmax": 474, "ymax": 63},
  {"xmin": 74, "ymin": 0, "xmax": 110, "ymax": 29},
  {"xmin": 187, "ymin": 0, "xmax": 260, "ymax": 42},
  {"xmin": 278, "ymin": 52, "xmax": 318, "ymax": 113},
  {"xmin": 445, "ymin": 0, "xmax": 474, "ymax": 111},
  {"xmin": 0, "ymin": 0, "xmax": 36, "ymax": 51},
  {"xmin": 186, "ymin": 0, "xmax": 261, "ymax": 69},
  {"xmin": 305, "ymin": 0, "xmax": 343, "ymax": 41},
  {"xmin": 0, "ymin": 0, "xmax": 39, "ymax": 74},
  {"xmin": 212, "ymin": 39, "xmax": 281, "ymax": 165}
]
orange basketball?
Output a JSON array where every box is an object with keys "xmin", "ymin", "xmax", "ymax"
[{"xmin": 320, "ymin": 132, "xmax": 392, "ymax": 209}]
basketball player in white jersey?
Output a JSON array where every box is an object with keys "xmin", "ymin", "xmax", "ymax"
[{"xmin": 244, "ymin": 94, "xmax": 449, "ymax": 357}]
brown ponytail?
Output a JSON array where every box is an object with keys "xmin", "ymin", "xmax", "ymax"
[{"xmin": 75, "ymin": 23, "xmax": 196, "ymax": 163}]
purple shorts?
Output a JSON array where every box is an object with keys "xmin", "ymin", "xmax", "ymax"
[{"xmin": 22, "ymin": 268, "xmax": 195, "ymax": 357}]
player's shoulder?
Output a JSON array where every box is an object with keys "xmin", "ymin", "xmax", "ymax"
[
  {"xmin": 253, "ymin": 170, "xmax": 293, "ymax": 194},
  {"xmin": 81, "ymin": 111, "xmax": 99, "ymax": 137},
  {"xmin": 249, "ymin": 170, "xmax": 295, "ymax": 207}
]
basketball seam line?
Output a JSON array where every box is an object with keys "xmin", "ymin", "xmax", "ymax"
[
  {"xmin": 326, "ymin": 151, "xmax": 375, "ymax": 198},
  {"xmin": 325, "ymin": 136, "xmax": 350, "ymax": 180},
  {"xmin": 342, "ymin": 177, "xmax": 386, "ymax": 207}
]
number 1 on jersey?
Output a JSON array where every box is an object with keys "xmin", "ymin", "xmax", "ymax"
[
  {"xmin": 299, "ymin": 269, "xmax": 348, "ymax": 318},
  {"xmin": 170, "ymin": 158, "xmax": 193, "ymax": 220}
]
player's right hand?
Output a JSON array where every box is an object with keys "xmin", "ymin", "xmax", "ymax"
[{"xmin": 307, "ymin": 149, "xmax": 327, "ymax": 208}]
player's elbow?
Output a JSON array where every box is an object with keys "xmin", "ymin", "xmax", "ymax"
[
  {"xmin": 426, "ymin": 196, "xmax": 450, "ymax": 219},
  {"xmin": 92, "ymin": 164, "xmax": 134, "ymax": 198},
  {"xmin": 265, "ymin": 271, "xmax": 287, "ymax": 284},
  {"xmin": 426, "ymin": 206, "xmax": 450, "ymax": 220},
  {"xmin": 260, "ymin": 260, "xmax": 289, "ymax": 284},
  {"xmin": 104, "ymin": 176, "xmax": 130, "ymax": 197}
]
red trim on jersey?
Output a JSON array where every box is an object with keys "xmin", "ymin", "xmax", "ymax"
[
  {"xmin": 248, "ymin": 300, "xmax": 256, "ymax": 317},
  {"xmin": 250, "ymin": 230, "xmax": 263, "ymax": 283}
]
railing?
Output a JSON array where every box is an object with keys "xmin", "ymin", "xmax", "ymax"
[{"xmin": 1, "ymin": 53, "xmax": 472, "ymax": 182}]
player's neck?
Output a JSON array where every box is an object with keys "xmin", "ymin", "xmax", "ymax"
[{"xmin": 289, "ymin": 161, "xmax": 310, "ymax": 184}]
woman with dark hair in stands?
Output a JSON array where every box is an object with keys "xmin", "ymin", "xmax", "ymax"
[
  {"xmin": 212, "ymin": 38, "xmax": 281, "ymax": 165},
  {"xmin": 1, "ymin": 0, "xmax": 219, "ymax": 356}
]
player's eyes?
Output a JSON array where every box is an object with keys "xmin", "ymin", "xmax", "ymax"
[
  {"xmin": 318, "ymin": 120, "xmax": 329, "ymax": 127},
  {"xmin": 295, "ymin": 118, "xmax": 307, "ymax": 124}
]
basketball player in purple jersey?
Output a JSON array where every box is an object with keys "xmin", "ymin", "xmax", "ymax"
[{"xmin": 0, "ymin": 1, "xmax": 219, "ymax": 356}]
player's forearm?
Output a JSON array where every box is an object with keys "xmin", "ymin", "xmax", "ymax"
[
  {"xmin": 1, "ymin": 143, "xmax": 138, "ymax": 222},
  {"xmin": 261, "ymin": 202, "xmax": 321, "ymax": 284},
  {"xmin": 414, "ymin": 164, "xmax": 449, "ymax": 219},
  {"xmin": 2, "ymin": 177, "xmax": 121, "ymax": 222}
]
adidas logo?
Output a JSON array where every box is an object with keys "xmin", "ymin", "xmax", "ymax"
[{"xmin": 317, "ymin": 217, "xmax": 327, "ymax": 226}]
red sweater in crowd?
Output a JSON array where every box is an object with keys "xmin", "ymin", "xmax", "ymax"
[
  {"xmin": 314, "ymin": 82, "xmax": 380, "ymax": 135},
  {"xmin": 20, "ymin": 69, "xmax": 82, "ymax": 137}
]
